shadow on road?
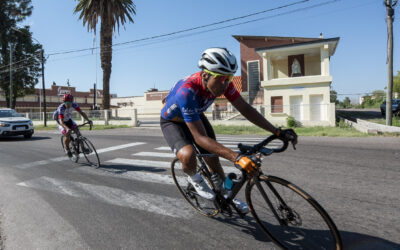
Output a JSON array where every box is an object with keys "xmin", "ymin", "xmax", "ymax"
[
  {"xmin": 214, "ymin": 214, "xmax": 399, "ymax": 249},
  {"xmin": 99, "ymin": 163, "xmax": 167, "ymax": 174},
  {"xmin": 340, "ymin": 231, "xmax": 400, "ymax": 250}
]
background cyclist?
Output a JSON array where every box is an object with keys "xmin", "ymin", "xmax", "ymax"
[
  {"xmin": 54, "ymin": 93, "xmax": 92, "ymax": 158},
  {"xmin": 160, "ymin": 47, "xmax": 297, "ymax": 214}
]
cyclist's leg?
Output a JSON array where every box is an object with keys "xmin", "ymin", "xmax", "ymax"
[
  {"xmin": 160, "ymin": 117, "xmax": 197, "ymax": 175},
  {"xmin": 197, "ymin": 114, "xmax": 225, "ymax": 181},
  {"xmin": 63, "ymin": 120, "xmax": 75, "ymax": 150},
  {"xmin": 161, "ymin": 117, "xmax": 215, "ymax": 200}
]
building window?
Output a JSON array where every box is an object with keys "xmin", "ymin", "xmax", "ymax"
[
  {"xmin": 247, "ymin": 60, "xmax": 260, "ymax": 104},
  {"xmin": 271, "ymin": 96, "xmax": 283, "ymax": 113}
]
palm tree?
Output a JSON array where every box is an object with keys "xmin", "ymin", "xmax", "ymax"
[{"xmin": 74, "ymin": 0, "xmax": 136, "ymax": 109}]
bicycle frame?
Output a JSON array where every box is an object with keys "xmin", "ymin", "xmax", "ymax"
[{"xmin": 194, "ymin": 136, "xmax": 293, "ymax": 222}]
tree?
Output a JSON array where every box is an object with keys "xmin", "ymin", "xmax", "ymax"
[
  {"xmin": 0, "ymin": 0, "xmax": 41, "ymax": 109},
  {"xmin": 343, "ymin": 97, "xmax": 351, "ymax": 108},
  {"xmin": 330, "ymin": 89, "xmax": 338, "ymax": 104},
  {"xmin": 393, "ymin": 70, "xmax": 400, "ymax": 95},
  {"xmin": 372, "ymin": 90, "xmax": 385, "ymax": 103},
  {"xmin": 74, "ymin": 0, "xmax": 136, "ymax": 110}
]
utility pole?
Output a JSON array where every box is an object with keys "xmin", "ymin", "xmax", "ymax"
[
  {"xmin": 94, "ymin": 83, "xmax": 97, "ymax": 109},
  {"xmin": 41, "ymin": 49, "xmax": 47, "ymax": 127},
  {"xmin": 9, "ymin": 44, "xmax": 13, "ymax": 108},
  {"xmin": 385, "ymin": 0, "xmax": 398, "ymax": 125}
]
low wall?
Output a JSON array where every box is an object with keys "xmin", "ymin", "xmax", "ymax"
[{"xmin": 338, "ymin": 115, "xmax": 400, "ymax": 134}]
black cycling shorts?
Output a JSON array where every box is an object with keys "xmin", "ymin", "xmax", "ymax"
[{"xmin": 160, "ymin": 114, "xmax": 216, "ymax": 155}]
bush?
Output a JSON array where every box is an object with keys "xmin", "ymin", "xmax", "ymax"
[{"xmin": 287, "ymin": 116, "xmax": 298, "ymax": 128}]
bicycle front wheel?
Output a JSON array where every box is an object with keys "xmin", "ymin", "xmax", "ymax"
[
  {"xmin": 246, "ymin": 175, "xmax": 342, "ymax": 250},
  {"xmin": 170, "ymin": 157, "xmax": 218, "ymax": 217},
  {"xmin": 80, "ymin": 137, "xmax": 100, "ymax": 168},
  {"xmin": 61, "ymin": 135, "xmax": 79, "ymax": 163}
]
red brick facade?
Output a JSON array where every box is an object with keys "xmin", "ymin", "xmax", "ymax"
[{"xmin": 0, "ymin": 84, "xmax": 104, "ymax": 112}]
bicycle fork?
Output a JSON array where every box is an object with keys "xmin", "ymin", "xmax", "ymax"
[{"xmin": 254, "ymin": 177, "xmax": 291, "ymax": 226}]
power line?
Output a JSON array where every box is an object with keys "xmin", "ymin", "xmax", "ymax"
[
  {"xmin": 0, "ymin": 52, "xmax": 41, "ymax": 71},
  {"xmin": 46, "ymin": 0, "xmax": 341, "ymax": 61},
  {"xmin": 46, "ymin": 0, "xmax": 310, "ymax": 56},
  {"xmin": 1, "ymin": 0, "xmax": 343, "ymax": 72}
]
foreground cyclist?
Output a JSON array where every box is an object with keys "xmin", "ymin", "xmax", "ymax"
[
  {"xmin": 53, "ymin": 93, "xmax": 92, "ymax": 158},
  {"xmin": 160, "ymin": 48, "xmax": 297, "ymax": 213}
]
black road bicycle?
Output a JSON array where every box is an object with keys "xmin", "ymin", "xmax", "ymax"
[
  {"xmin": 60, "ymin": 121, "xmax": 100, "ymax": 168},
  {"xmin": 171, "ymin": 135, "xmax": 342, "ymax": 249}
]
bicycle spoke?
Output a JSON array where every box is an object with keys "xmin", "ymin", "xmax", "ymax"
[
  {"xmin": 171, "ymin": 158, "xmax": 218, "ymax": 217},
  {"xmin": 247, "ymin": 175, "xmax": 341, "ymax": 250}
]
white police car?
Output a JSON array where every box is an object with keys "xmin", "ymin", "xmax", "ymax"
[{"xmin": 0, "ymin": 108, "xmax": 34, "ymax": 139}]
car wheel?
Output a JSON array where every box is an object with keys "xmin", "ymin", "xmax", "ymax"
[{"xmin": 24, "ymin": 133, "xmax": 33, "ymax": 139}]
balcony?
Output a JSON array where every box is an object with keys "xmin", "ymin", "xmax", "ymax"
[{"xmin": 261, "ymin": 75, "xmax": 332, "ymax": 88}]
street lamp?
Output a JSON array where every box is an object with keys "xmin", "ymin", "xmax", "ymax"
[{"xmin": 10, "ymin": 27, "xmax": 47, "ymax": 126}]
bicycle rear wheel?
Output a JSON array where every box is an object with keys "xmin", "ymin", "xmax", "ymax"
[
  {"xmin": 61, "ymin": 135, "xmax": 79, "ymax": 163},
  {"xmin": 246, "ymin": 175, "xmax": 342, "ymax": 250},
  {"xmin": 80, "ymin": 137, "xmax": 100, "ymax": 168},
  {"xmin": 170, "ymin": 157, "xmax": 218, "ymax": 217}
]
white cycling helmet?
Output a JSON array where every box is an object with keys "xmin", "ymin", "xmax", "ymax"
[{"xmin": 198, "ymin": 47, "xmax": 238, "ymax": 75}]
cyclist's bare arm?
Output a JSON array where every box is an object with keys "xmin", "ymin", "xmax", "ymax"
[
  {"xmin": 230, "ymin": 96, "xmax": 279, "ymax": 135},
  {"xmin": 231, "ymin": 96, "xmax": 297, "ymax": 145},
  {"xmin": 58, "ymin": 118, "xmax": 70, "ymax": 132},
  {"xmin": 186, "ymin": 120, "xmax": 239, "ymax": 162},
  {"xmin": 77, "ymin": 109, "xmax": 90, "ymax": 122}
]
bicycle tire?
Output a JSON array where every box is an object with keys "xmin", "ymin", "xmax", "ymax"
[
  {"xmin": 246, "ymin": 175, "xmax": 342, "ymax": 250},
  {"xmin": 170, "ymin": 157, "xmax": 218, "ymax": 217},
  {"xmin": 61, "ymin": 135, "xmax": 79, "ymax": 163},
  {"xmin": 80, "ymin": 137, "xmax": 100, "ymax": 168}
]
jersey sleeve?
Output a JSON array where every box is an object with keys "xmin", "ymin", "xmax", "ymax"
[
  {"xmin": 72, "ymin": 102, "xmax": 81, "ymax": 111},
  {"xmin": 224, "ymin": 82, "xmax": 240, "ymax": 102},
  {"xmin": 176, "ymin": 86, "xmax": 200, "ymax": 122},
  {"xmin": 58, "ymin": 105, "xmax": 65, "ymax": 119}
]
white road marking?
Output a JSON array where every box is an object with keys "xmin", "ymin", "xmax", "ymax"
[
  {"xmin": 134, "ymin": 152, "xmax": 175, "ymax": 158},
  {"xmin": 133, "ymin": 152, "xmax": 229, "ymax": 161},
  {"xmin": 15, "ymin": 142, "xmax": 146, "ymax": 169},
  {"xmin": 154, "ymin": 147, "xmax": 171, "ymax": 151},
  {"xmin": 17, "ymin": 177, "xmax": 193, "ymax": 218},
  {"xmin": 106, "ymin": 158, "xmax": 239, "ymax": 174}
]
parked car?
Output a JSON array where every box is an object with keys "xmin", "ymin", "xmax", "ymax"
[
  {"xmin": 380, "ymin": 99, "xmax": 400, "ymax": 116},
  {"xmin": 0, "ymin": 109, "xmax": 34, "ymax": 138}
]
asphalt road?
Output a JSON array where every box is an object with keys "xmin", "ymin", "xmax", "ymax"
[{"xmin": 0, "ymin": 128, "xmax": 399, "ymax": 250}]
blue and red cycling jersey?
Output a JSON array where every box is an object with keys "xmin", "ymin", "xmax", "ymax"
[
  {"xmin": 53, "ymin": 102, "xmax": 81, "ymax": 122},
  {"xmin": 161, "ymin": 71, "xmax": 240, "ymax": 122}
]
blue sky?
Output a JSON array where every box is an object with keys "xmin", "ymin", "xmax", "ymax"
[{"xmin": 24, "ymin": 0, "xmax": 400, "ymax": 100}]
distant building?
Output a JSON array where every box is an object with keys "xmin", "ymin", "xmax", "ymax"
[
  {"xmin": 0, "ymin": 83, "xmax": 105, "ymax": 112},
  {"xmin": 234, "ymin": 35, "xmax": 339, "ymax": 126}
]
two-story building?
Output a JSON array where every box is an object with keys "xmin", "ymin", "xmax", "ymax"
[{"xmin": 234, "ymin": 35, "xmax": 339, "ymax": 126}]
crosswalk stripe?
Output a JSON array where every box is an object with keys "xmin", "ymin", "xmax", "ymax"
[
  {"xmin": 15, "ymin": 142, "xmax": 146, "ymax": 169},
  {"xmin": 134, "ymin": 152, "xmax": 175, "ymax": 158},
  {"xmin": 155, "ymin": 147, "xmax": 171, "ymax": 151},
  {"xmin": 17, "ymin": 177, "xmax": 193, "ymax": 218},
  {"xmin": 133, "ymin": 152, "xmax": 229, "ymax": 161},
  {"xmin": 105, "ymin": 158, "xmax": 239, "ymax": 174}
]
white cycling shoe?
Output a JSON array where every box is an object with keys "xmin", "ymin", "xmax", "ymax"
[
  {"xmin": 224, "ymin": 194, "xmax": 250, "ymax": 214},
  {"xmin": 187, "ymin": 174, "xmax": 216, "ymax": 200}
]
